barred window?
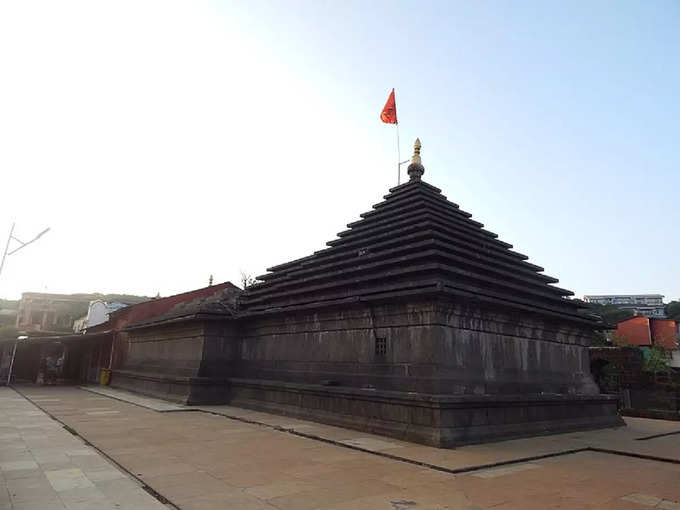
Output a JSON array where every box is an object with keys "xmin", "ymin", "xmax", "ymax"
[{"xmin": 375, "ymin": 337, "xmax": 387, "ymax": 356}]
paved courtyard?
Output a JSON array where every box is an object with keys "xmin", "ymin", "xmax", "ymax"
[
  {"xmin": 2, "ymin": 385, "xmax": 680, "ymax": 510},
  {"xmin": 0, "ymin": 387, "xmax": 169, "ymax": 510}
]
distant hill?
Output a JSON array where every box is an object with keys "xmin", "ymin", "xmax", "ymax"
[
  {"xmin": 77, "ymin": 293, "xmax": 150, "ymax": 305},
  {"xmin": 15, "ymin": 292, "xmax": 150, "ymax": 305},
  {"xmin": 0, "ymin": 299, "xmax": 19, "ymax": 310}
]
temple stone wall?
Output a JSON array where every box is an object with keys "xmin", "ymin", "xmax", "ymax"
[
  {"xmin": 236, "ymin": 299, "xmax": 599, "ymax": 396},
  {"xmin": 112, "ymin": 320, "xmax": 240, "ymax": 404},
  {"xmin": 109, "ymin": 300, "xmax": 618, "ymax": 445},
  {"xmin": 199, "ymin": 321, "xmax": 241, "ymax": 378},
  {"xmin": 112, "ymin": 322, "xmax": 206, "ymax": 403},
  {"xmin": 122, "ymin": 322, "xmax": 206, "ymax": 377}
]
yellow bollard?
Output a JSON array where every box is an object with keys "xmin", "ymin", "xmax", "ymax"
[{"xmin": 99, "ymin": 368, "xmax": 111, "ymax": 386}]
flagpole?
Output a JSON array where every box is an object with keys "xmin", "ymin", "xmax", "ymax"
[{"xmin": 396, "ymin": 122, "xmax": 401, "ymax": 185}]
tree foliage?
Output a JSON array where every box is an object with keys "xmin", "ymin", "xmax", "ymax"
[
  {"xmin": 609, "ymin": 332, "xmax": 630, "ymax": 347},
  {"xmin": 643, "ymin": 346, "xmax": 670, "ymax": 373},
  {"xmin": 591, "ymin": 331, "xmax": 610, "ymax": 347},
  {"xmin": 665, "ymin": 301, "xmax": 680, "ymax": 321},
  {"xmin": 585, "ymin": 303, "xmax": 635, "ymax": 325},
  {"xmin": 239, "ymin": 271, "xmax": 259, "ymax": 290}
]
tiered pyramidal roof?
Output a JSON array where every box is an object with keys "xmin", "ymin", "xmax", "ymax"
[{"xmin": 241, "ymin": 139, "xmax": 595, "ymax": 325}]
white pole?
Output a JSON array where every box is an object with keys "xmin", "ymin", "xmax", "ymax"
[
  {"xmin": 108, "ymin": 333, "xmax": 115, "ymax": 369},
  {"xmin": 6, "ymin": 339, "xmax": 18, "ymax": 386},
  {"xmin": 0, "ymin": 223, "xmax": 15, "ymax": 281},
  {"xmin": 396, "ymin": 123, "xmax": 401, "ymax": 185}
]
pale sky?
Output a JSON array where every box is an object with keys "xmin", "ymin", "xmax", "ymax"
[{"xmin": 0, "ymin": 1, "xmax": 678, "ymax": 302}]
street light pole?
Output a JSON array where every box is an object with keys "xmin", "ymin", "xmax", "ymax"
[
  {"xmin": 0, "ymin": 224, "xmax": 50, "ymax": 281},
  {"xmin": 0, "ymin": 223, "xmax": 15, "ymax": 280},
  {"xmin": 0, "ymin": 224, "xmax": 49, "ymax": 386},
  {"xmin": 6, "ymin": 338, "xmax": 19, "ymax": 386}
]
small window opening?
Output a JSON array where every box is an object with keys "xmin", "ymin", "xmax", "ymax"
[{"xmin": 375, "ymin": 337, "xmax": 387, "ymax": 356}]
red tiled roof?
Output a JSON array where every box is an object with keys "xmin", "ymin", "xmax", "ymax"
[
  {"xmin": 106, "ymin": 282, "xmax": 239, "ymax": 330},
  {"xmin": 615, "ymin": 316, "xmax": 679, "ymax": 349},
  {"xmin": 615, "ymin": 316, "xmax": 652, "ymax": 346},
  {"xmin": 650, "ymin": 318, "xmax": 679, "ymax": 350}
]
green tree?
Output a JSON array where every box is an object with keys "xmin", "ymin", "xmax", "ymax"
[
  {"xmin": 591, "ymin": 331, "xmax": 610, "ymax": 347},
  {"xmin": 609, "ymin": 332, "xmax": 630, "ymax": 347},
  {"xmin": 665, "ymin": 301, "xmax": 680, "ymax": 321},
  {"xmin": 643, "ymin": 346, "xmax": 669, "ymax": 373},
  {"xmin": 584, "ymin": 303, "xmax": 635, "ymax": 325}
]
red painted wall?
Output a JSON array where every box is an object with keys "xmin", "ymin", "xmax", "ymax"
[
  {"xmin": 615, "ymin": 317, "xmax": 652, "ymax": 346},
  {"xmin": 108, "ymin": 281, "xmax": 238, "ymax": 330},
  {"xmin": 650, "ymin": 319, "xmax": 679, "ymax": 350}
]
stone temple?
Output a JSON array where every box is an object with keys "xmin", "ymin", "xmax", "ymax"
[{"xmin": 112, "ymin": 139, "xmax": 622, "ymax": 446}]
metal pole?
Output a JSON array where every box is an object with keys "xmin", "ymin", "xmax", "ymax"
[
  {"xmin": 6, "ymin": 339, "xmax": 18, "ymax": 386},
  {"xmin": 0, "ymin": 223, "xmax": 15, "ymax": 280},
  {"xmin": 396, "ymin": 123, "xmax": 401, "ymax": 186},
  {"xmin": 108, "ymin": 333, "xmax": 115, "ymax": 369}
]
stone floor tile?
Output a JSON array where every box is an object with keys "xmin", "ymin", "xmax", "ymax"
[
  {"xmin": 0, "ymin": 451, "xmax": 31, "ymax": 463},
  {"xmin": 144, "ymin": 470, "xmax": 235, "ymax": 499},
  {"xmin": 376, "ymin": 467, "xmax": 455, "ymax": 489},
  {"xmin": 175, "ymin": 490, "xmax": 277, "ymax": 510},
  {"xmin": 56, "ymin": 486, "xmax": 115, "ymax": 510},
  {"xmin": 38, "ymin": 460, "xmax": 78, "ymax": 472},
  {"xmin": 11, "ymin": 498, "xmax": 66, "ymax": 510},
  {"xmin": 133, "ymin": 461, "xmax": 196, "ymax": 479},
  {"xmin": 45, "ymin": 468, "xmax": 95, "ymax": 492},
  {"xmin": 8, "ymin": 484, "xmax": 58, "ymax": 503},
  {"xmin": 5, "ymin": 472, "xmax": 47, "ymax": 488},
  {"xmin": 316, "ymin": 493, "xmax": 453, "ymax": 510},
  {"xmin": 338, "ymin": 437, "xmax": 405, "ymax": 452},
  {"xmin": 210, "ymin": 465, "xmax": 300, "ymax": 488},
  {"xmin": 64, "ymin": 448, "xmax": 97, "ymax": 457},
  {"xmin": 621, "ymin": 492, "xmax": 663, "ymax": 506},
  {"xmin": 1, "ymin": 467, "xmax": 43, "ymax": 480},
  {"xmin": 0, "ymin": 460, "xmax": 38, "ymax": 471},
  {"xmin": 84, "ymin": 467, "xmax": 126, "ymax": 482},
  {"xmin": 107, "ymin": 487, "xmax": 170, "ymax": 509},
  {"xmin": 245, "ymin": 480, "xmax": 320, "ymax": 500},
  {"xmin": 472, "ymin": 462, "xmax": 541, "ymax": 479},
  {"xmin": 268, "ymin": 480, "xmax": 402, "ymax": 510},
  {"xmin": 67, "ymin": 454, "xmax": 115, "ymax": 471}
]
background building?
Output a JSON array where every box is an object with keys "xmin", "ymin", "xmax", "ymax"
[
  {"xmin": 583, "ymin": 294, "xmax": 666, "ymax": 318},
  {"xmin": 15, "ymin": 292, "xmax": 148, "ymax": 333},
  {"xmin": 73, "ymin": 300, "xmax": 129, "ymax": 333}
]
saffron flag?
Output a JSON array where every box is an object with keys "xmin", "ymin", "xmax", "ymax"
[{"xmin": 380, "ymin": 88, "xmax": 397, "ymax": 124}]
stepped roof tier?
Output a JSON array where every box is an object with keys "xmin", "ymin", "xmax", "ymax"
[{"xmin": 241, "ymin": 140, "xmax": 597, "ymax": 326}]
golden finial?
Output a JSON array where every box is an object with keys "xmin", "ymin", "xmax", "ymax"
[{"xmin": 407, "ymin": 138, "xmax": 424, "ymax": 181}]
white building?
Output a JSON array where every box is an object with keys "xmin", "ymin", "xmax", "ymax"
[
  {"xmin": 73, "ymin": 300, "xmax": 128, "ymax": 333},
  {"xmin": 583, "ymin": 294, "xmax": 666, "ymax": 318}
]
